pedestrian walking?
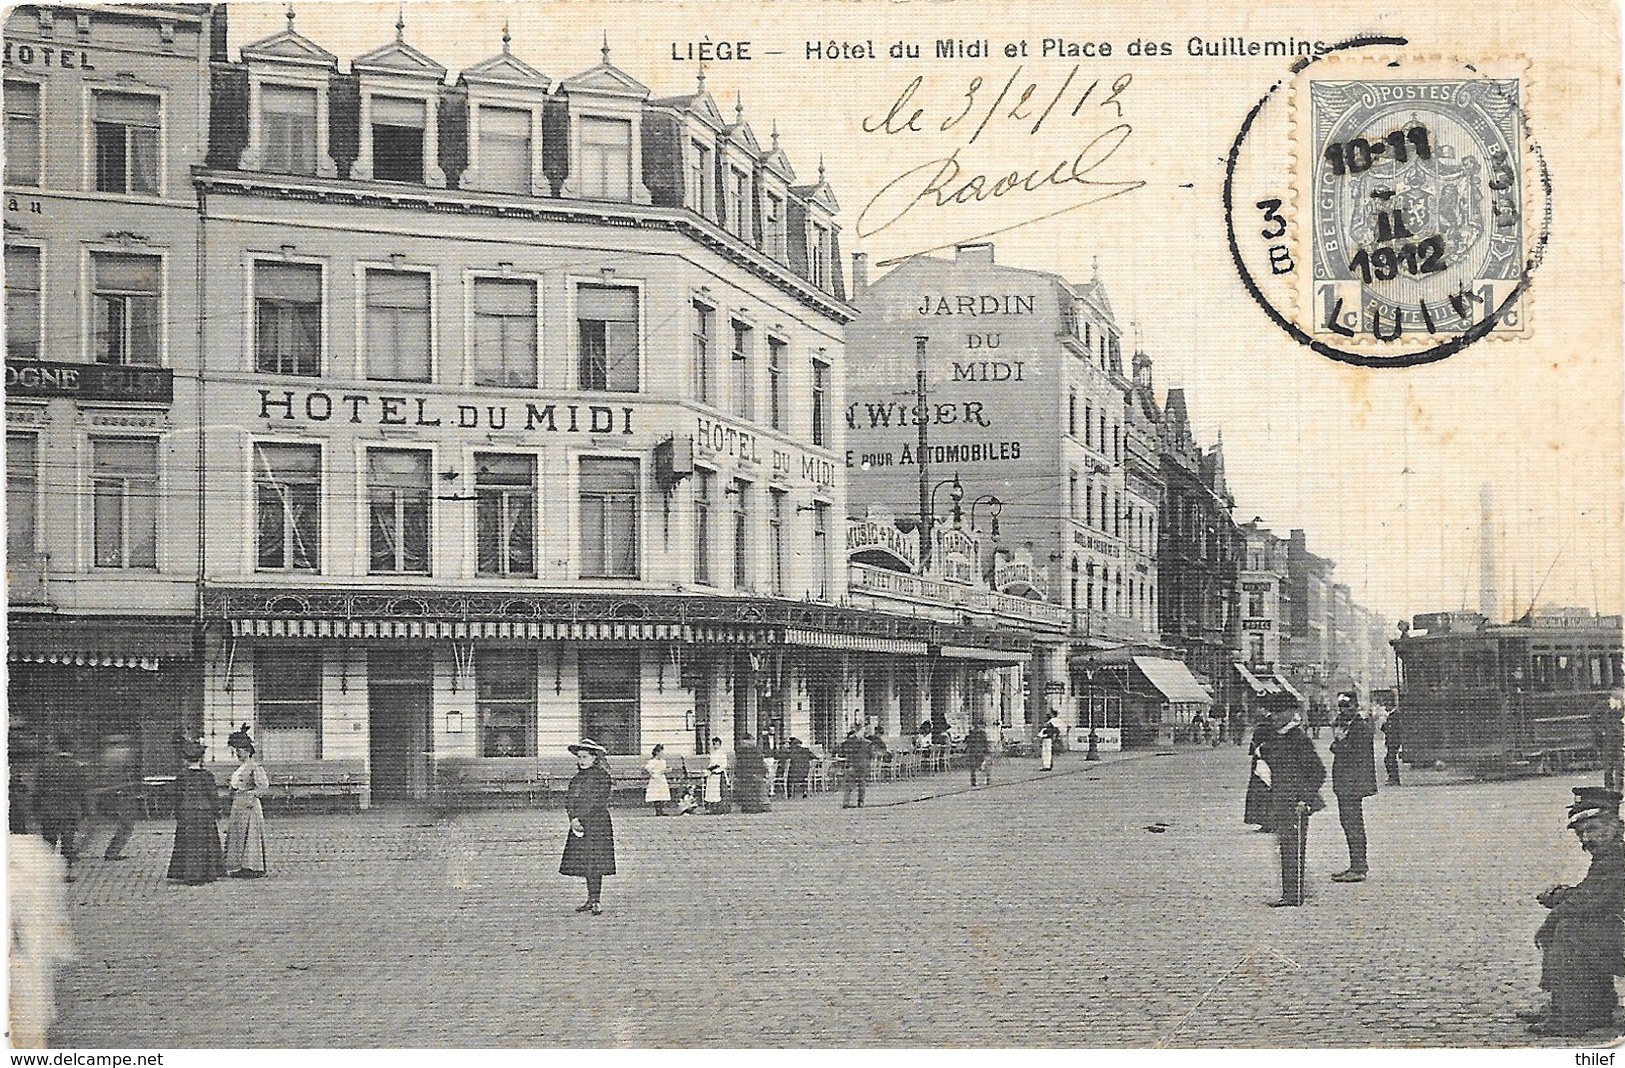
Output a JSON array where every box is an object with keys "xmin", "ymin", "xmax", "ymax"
[
  {"xmin": 32, "ymin": 735, "xmax": 90, "ymax": 883},
  {"xmin": 703, "ymin": 736, "xmax": 729, "ymax": 814},
  {"xmin": 91, "ymin": 733, "xmax": 139, "ymax": 861},
  {"xmin": 733, "ymin": 734, "xmax": 770, "ymax": 813},
  {"xmin": 965, "ymin": 723, "xmax": 993, "ymax": 786},
  {"xmin": 1258, "ymin": 706, "xmax": 1326, "ymax": 907},
  {"xmin": 1039, "ymin": 711, "xmax": 1064, "ymax": 771},
  {"xmin": 837, "ymin": 725, "xmax": 879, "ymax": 808},
  {"xmin": 1243, "ymin": 720, "xmax": 1274, "ymax": 832},
  {"xmin": 643, "ymin": 744, "xmax": 671, "ymax": 815},
  {"xmin": 559, "ymin": 738, "xmax": 616, "ymax": 916},
  {"xmin": 1380, "ymin": 709, "xmax": 1405, "ymax": 785},
  {"xmin": 1525, "ymin": 787, "xmax": 1624, "ymax": 1036},
  {"xmin": 1330, "ymin": 692, "xmax": 1378, "ymax": 882},
  {"xmin": 783, "ymin": 737, "xmax": 813, "ymax": 799},
  {"xmin": 166, "ymin": 738, "xmax": 226, "ymax": 886},
  {"xmin": 223, "ymin": 725, "xmax": 270, "ymax": 878}
]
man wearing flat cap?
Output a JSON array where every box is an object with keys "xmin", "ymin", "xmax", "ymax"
[{"xmin": 1526, "ymin": 786, "xmax": 1624, "ymax": 1036}]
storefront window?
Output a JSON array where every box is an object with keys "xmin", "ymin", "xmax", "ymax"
[
  {"xmin": 255, "ymin": 649, "xmax": 322, "ymax": 761},
  {"xmin": 477, "ymin": 649, "xmax": 536, "ymax": 757},
  {"xmin": 579, "ymin": 651, "xmax": 639, "ymax": 754},
  {"xmin": 7, "ymin": 432, "xmax": 37, "ymax": 558}
]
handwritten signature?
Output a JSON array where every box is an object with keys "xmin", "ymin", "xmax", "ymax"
[{"xmin": 857, "ymin": 67, "xmax": 1146, "ymax": 264}]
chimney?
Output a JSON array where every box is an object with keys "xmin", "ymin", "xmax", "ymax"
[
  {"xmin": 850, "ymin": 252, "xmax": 869, "ymax": 299},
  {"xmin": 955, "ymin": 242, "xmax": 995, "ymax": 265}
]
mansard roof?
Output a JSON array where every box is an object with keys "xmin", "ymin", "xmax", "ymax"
[
  {"xmin": 459, "ymin": 47, "xmax": 551, "ymax": 91},
  {"xmin": 240, "ymin": 15, "xmax": 338, "ymax": 68},
  {"xmin": 353, "ymin": 37, "xmax": 447, "ymax": 81}
]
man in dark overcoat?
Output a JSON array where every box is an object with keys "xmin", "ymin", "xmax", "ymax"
[
  {"xmin": 733, "ymin": 734, "xmax": 770, "ymax": 813},
  {"xmin": 838, "ymin": 726, "xmax": 880, "ymax": 808},
  {"xmin": 782, "ymin": 737, "xmax": 813, "ymax": 799},
  {"xmin": 965, "ymin": 724, "xmax": 992, "ymax": 786},
  {"xmin": 1330, "ymin": 692, "xmax": 1378, "ymax": 882},
  {"xmin": 1528, "ymin": 787, "xmax": 1624, "ymax": 1036},
  {"xmin": 1260, "ymin": 706, "xmax": 1326, "ymax": 907}
]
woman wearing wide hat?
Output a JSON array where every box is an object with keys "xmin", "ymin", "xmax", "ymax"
[
  {"xmin": 223, "ymin": 725, "xmax": 270, "ymax": 878},
  {"xmin": 560, "ymin": 739, "xmax": 616, "ymax": 915},
  {"xmin": 166, "ymin": 737, "xmax": 226, "ymax": 885}
]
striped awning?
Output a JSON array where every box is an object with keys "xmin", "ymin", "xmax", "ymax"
[
  {"xmin": 228, "ymin": 618, "xmax": 691, "ymax": 641},
  {"xmin": 9, "ymin": 651, "xmax": 160, "ymax": 671},
  {"xmin": 937, "ymin": 643, "xmax": 1031, "ymax": 664},
  {"xmin": 784, "ymin": 628, "xmax": 929, "ymax": 655}
]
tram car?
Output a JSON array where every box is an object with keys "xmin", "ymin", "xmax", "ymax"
[{"xmin": 1390, "ymin": 610, "xmax": 1623, "ymax": 779}]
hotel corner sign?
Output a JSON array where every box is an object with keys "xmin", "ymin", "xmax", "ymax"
[{"xmin": 5, "ymin": 359, "xmax": 173, "ymax": 404}]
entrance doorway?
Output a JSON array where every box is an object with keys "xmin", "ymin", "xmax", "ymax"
[{"xmin": 368, "ymin": 649, "xmax": 432, "ymax": 801}]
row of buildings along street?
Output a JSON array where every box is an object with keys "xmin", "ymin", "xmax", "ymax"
[{"xmin": 4, "ymin": 3, "xmax": 1393, "ymax": 799}]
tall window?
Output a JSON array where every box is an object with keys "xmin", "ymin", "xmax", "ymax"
[
  {"xmin": 93, "ymin": 91, "xmax": 159, "ymax": 195},
  {"xmin": 810, "ymin": 222, "xmax": 830, "ymax": 287},
  {"xmin": 1068, "ymin": 391, "xmax": 1078, "ymax": 437},
  {"xmin": 1085, "ymin": 402, "xmax": 1094, "ymax": 449},
  {"xmin": 7, "ymin": 433, "xmax": 37, "ymax": 559},
  {"xmin": 477, "ymin": 105, "xmax": 531, "ymax": 193},
  {"xmin": 477, "ymin": 649, "xmax": 536, "ymax": 757},
  {"xmin": 693, "ymin": 469, "xmax": 713, "ymax": 585},
  {"xmin": 475, "ymin": 453, "xmax": 536, "ymax": 576},
  {"xmin": 471, "ymin": 277, "xmax": 537, "ymax": 387},
  {"xmin": 729, "ymin": 320, "xmax": 753, "ymax": 419},
  {"xmin": 763, "ymin": 191, "xmax": 785, "ymax": 260},
  {"xmin": 687, "ymin": 140, "xmax": 712, "ymax": 215},
  {"xmin": 579, "ymin": 457, "xmax": 639, "ymax": 578},
  {"xmin": 579, "ymin": 116, "xmax": 632, "ymax": 200},
  {"xmin": 768, "ymin": 489, "xmax": 786, "ymax": 596},
  {"xmin": 730, "ymin": 478, "xmax": 750, "ymax": 589},
  {"xmin": 260, "ymin": 84, "xmax": 318, "ymax": 175},
  {"xmin": 254, "ymin": 442, "xmax": 320, "ymax": 571},
  {"xmin": 371, "ymin": 95, "xmax": 426, "ymax": 183},
  {"xmin": 255, "ymin": 650, "xmax": 322, "ymax": 761},
  {"xmin": 1249, "ymin": 633, "xmax": 1266, "ymax": 665},
  {"xmin": 694, "ymin": 301, "xmax": 715, "ymax": 404},
  {"xmin": 577, "ymin": 284, "xmax": 638, "ymax": 391},
  {"xmin": 367, "ymin": 449, "xmax": 430, "ymax": 574},
  {"xmin": 364, "ymin": 268, "xmax": 431, "ymax": 382},
  {"xmin": 812, "ymin": 501, "xmax": 830, "ymax": 600},
  {"xmin": 91, "ymin": 252, "xmax": 161, "ymax": 366},
  {"xmin": 811, "ymin": 357, "xmax": 830, "ymax": 446},
  {"xmin": 1069, "ymin": 471, "xmax": 1079, "ymax": 520},
  {"xmin": 4, "ymin": 81, "xmax": 40, "ymax": 186},
  {"xmin": 726, "ymin": 167, "xmax": 750, "ymax": 239},
  {"xmin": 767, "ymin": 337, "xmax": 787, "ymax": 430},
  {"xmin": 1084, "ymin": 476, "xmax": 1094, "ymax": 527},
  {"xmin": 5, "ymin": 246, "xmax": 41, "ymax": 360},
  {"xmin": 91, "ymin": 438, "xmax": 158, "ymax": 569},
  {"xmin": 1249, "ymin": 591, "xmax": 1267, "ymax": 617},
  {"xmin": 254, "ymin": 261, "xmax": 321, "ymax": 375},
  {"xmin": 579, "ymin": 651, "xmax": 639, "ymax": 755}
]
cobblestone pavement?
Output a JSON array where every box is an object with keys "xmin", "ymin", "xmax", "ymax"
[{"xmin": 42, "ymin": 743, "xmax": 1621, "ymax": 1048}]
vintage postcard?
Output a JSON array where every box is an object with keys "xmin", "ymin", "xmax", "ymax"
[{"xmin": 4, "ymin": 0, "xmax": 1622, "ymax": 1053}]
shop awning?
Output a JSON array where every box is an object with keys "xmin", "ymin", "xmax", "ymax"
[
  {"xmin": 1132, "ymin": 656, "xmax": 1212, "ymax": 705},
  {"xmin": 1270, "ymin": 670, "xmax": 1304, "ymax": 703},
  {"xmin": 784, "ymin": 628, "xmax": 929, "ymax": 655},
  {"xmin": 8, "ymin": 617, "xmax": 195, "ymax": 670},
  {"xmin": 1234, "ymin": 663, "xmax": 1279, "ymax": 696},
  {"xmin": 937, "ymin": 643, "xmax": 1031, "ymax": 664},
  {"xmin": 227, "ymin": 618, "xmax": 692, "ymax": 641}
]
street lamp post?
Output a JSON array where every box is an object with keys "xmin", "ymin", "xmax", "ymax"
[
  {"xmin": 924, "ymin": 474, "xmax": 965, "ymax": 570},
  {"xmin": 970, "ymin": 494, "xmax": 1003, "ymax": 539}
]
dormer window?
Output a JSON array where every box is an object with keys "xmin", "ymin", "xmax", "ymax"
[
  {"xmin": 763, "ymin": 191, "xmax": 785, "ymax": 260},
  {"xmin": 371, "ymin": 96, "xmax": 427, "ymax": 182},
  {"xmin": 810, "ymin": 222, "xmax": 830, "ymax": 288},
  {"xmin": 726, "ymin": 166, "xmax": 751, "ymax": 240},
  {"xmin": 687, "ymin": 140, "xmax": 713, "ymax": 215},
  {"xmin": 260, "ymin": 85, "xmax": 318, "ymax": 176},
  {"xmin": 476, "ymin": 105, "xmax": 532, "ymax": 194},
  {"xmin": 580, "ymin": 116, "xmax": 632, "ymax": 200}
]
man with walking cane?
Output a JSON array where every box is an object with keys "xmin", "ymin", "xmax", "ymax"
[{"xmin": 1258, "ymin": 704, "xmax": 1327, "ymax": 907}]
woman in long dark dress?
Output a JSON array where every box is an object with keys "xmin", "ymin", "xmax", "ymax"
[
  {"xmin": 559, "ymin": 739, "xmax": 616, "ymax": 915},
  {"xmin": 167, "ymin": 738, "xmax": 226, "ymax": 885}
]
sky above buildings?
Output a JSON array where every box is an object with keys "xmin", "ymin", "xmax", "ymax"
[{"xmin": 236, "ymin": 2, "xmax": 1623, "ymax": 624}]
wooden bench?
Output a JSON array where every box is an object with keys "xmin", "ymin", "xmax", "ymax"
[
  {"xmin": 436, "ymin": 757, "xmax": 552, "ymax": 808},
  {"xmin": 204, "ymin": 760, "xmax": 365, "ymax": 813}
]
